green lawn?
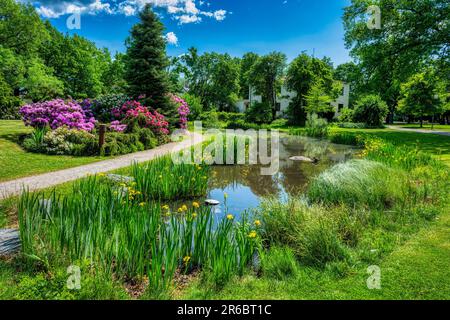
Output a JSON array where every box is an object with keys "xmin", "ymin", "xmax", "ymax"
[
  {"xmin": 0, "ymin": 120, "xmax": 106, "ymax": 182},
  {"xmin": 393, "ymin": 124, "xmax": 450, "ymax": 132},
  {"xmin": 330, "ymin": 127, "xmax": 450, "ymax": 166},
  {"xmin": 181, "ymin": 205, "xmax": 450, "ymax": 300}
]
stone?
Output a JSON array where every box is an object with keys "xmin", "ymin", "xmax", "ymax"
[
  {"xmin": 0, "ymin": 229, "xmax": 20, "ymax": 256},
  {"xmin": 106, "ymin": 174, "xmax": 135, "ymax": 184},
  {"xmin": 289, "ymin": 156, "xmax": 319, "ymax": 163},
  {"xmin": 205, "ymin": 199, "xmax": 220, "ymax": 206}
]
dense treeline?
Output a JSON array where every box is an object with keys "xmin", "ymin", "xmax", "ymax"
[{"xmin": 1, "ymin": 0, "xmax": 449, "ymax": 126}]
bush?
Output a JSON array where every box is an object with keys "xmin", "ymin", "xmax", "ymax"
[
  {"xmin": 329, "ymin": 132, "xmax": 365, "ymax": 146},
  {"xmin": 270, "ymin": 118, "xmax": 288, "ymax": 128},
  {"xmin": 337, "ymin": 107, "xmax": 354, "ymax": 123},
  {"xmin": 102, "ymin": 132, "xmax": 144, "ymax": 156},
  {"xmin": 262, "ymin": 246, "xmax": 298, "ymax": 280},
  {"xmin": 216, "ymin": 112, "xmax": 246, "ymax": 123},
  {"xmin": 37, "ymin": 127, "xmax": 98, "ymax": 156},
  {"xmin": 182, "ymin": 93, "xmax": 203, "ymax": 121},
  {"xmin": 305, "ymin": 113, "xmax": 329, "ymax": 138},
  {"xmin": 199, "ymin": 111, "xmax": 225, "ymax": 129},
  {"xmin": 91, "ymin": 94, "xmax": 130, "ymax": 123},
  {"xmin": 307, "ymin": 160, "xmax": 408, "ymax": 209},
  {"xmin": 337, "ymin": 122, "xmax": 366, "ymax": 129},
  {"xmin": 245, "ymin": 102, "xmax": 273, "ymax": 124},
  {"xmin": 353, "ymin": 95, "xmax": 389, "ymax": 127},
  {"xmin": 226, "ymin": 119, "xmax": 261, "ymax": 130}
]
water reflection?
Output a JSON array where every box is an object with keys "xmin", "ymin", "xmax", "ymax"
[{"xmin": 207, "ymin": 135, "xmax": 354, "ymax": 218}]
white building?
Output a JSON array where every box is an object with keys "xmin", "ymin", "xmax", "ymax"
[{"xmin": 236, "ymin": 83, "xmax": 350, "ymax": 119}]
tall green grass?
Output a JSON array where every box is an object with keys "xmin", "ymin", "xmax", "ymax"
[
  {"xmin": 131, "ymin": 156, "xmax": 210, "ymax": 200},
  {"xmin": 17, "ymin": 176, "xmax": 260, "ymax": 294}
]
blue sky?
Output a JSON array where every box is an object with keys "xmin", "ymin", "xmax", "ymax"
[{"xmin": 25, "ymin": 0, "xmax": 352, "ymax": 65}]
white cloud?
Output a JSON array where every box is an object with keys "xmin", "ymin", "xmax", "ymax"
[
  {"xmin": 165, "ymin": 31, "xmax": 178, "ymax": 45},
  {"xmin": 25, "ymin": 0, "xmax": 228, "ymax": 24}
]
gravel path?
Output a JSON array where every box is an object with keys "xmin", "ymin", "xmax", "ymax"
[
  {"xmin": 0, "ymin": 132, "xmax": 203, "ymax": 201},
  {"xmin": 387, "ymin": 125, "xmax": 450, "ymax": 136}
]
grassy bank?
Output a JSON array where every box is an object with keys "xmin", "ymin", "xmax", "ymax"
[{"xmin": 0, "ymin": 121, "xmax": 106, "ymax": 182}]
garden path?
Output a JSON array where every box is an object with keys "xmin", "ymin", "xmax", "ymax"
[
  {"xmin": 0, "ymin": 132, "xmax": 203, "ymax": 201},
  {"xmin": 387, "ymin": 125, "xmax": 450, "ymax": 136}
]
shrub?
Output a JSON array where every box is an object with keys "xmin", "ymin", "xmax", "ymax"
[
  {"xmin": 353, "ymin": 95, "xmax": 388, "ymax": 127},
  {"xmin": 199, "ymin": 111, "xmax": 225, "ymax": 129},
  {"xmin": 170, "ymin": 94, "xmax": 191, "ymax": 129},
  {"xmin": 216, "ymin": 112, "xmax": 246, "ymax": 123},
  {"xmin": 101, "ymin": 132, "xmax": 145, "ymax": 156},
  {"xmin": 262, "ymin": 246, "xmax": 298, "ymax": 280},
  {"xmin": 305, "ymin": 113, "xmax": 329, "ymax": 138},
  {"xmin": 307, "ymin": 160, "xmax": 408, "ymax": 209},
  {"xmin": 181, "ymin": 93, "xmax": 203, "ymax": 120},
  {"xmin": 337, "ymin": 122, "xmax": 366, "ymax": 129},
  {"xmin": 245, "ymin": 102, "xmax": 273, "ymax": 124},
  {"xmin": 270, "ymin": 118, "xmax": 288, "ymax": 128},
  {"xmin": 91, "ymin": 94, "xmax": 130, "ymax": 122},
  {"xmin": 120, "ymin": 103, "xmax": 170, "ymax": 136},
  {"xmin": 226, "ymin": 119, "xmax": 261, "ymax": 130},
  {"xmin": 20, "ymin": 99, "xmax": 96, "ymax": 131},
  {"xmin": 22, "ymin": 127, "xmax": 48, "ymax": 153},
  {"xmin": 38, "ymin": 127, "xmax": 98, "ymax": 156},
  {"xmin": 337, "ymin": 107, "xmax": 354, "ymax": 123},
  {"xmin": 329, "ymin": 132, "xmax": 365, "ymax": 146}
]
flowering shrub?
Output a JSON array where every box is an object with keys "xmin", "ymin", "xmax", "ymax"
[
  {"xmin": 40, "ymin": 127, "xmax": 98, "ymax": 156},
  {"xmin": 170, "ymin": 94, "xmax": 191, "ymax": 129},
  {"xmin": 20, "ymin": 99, "xmax": 96, "ymax": 132},
  {"xmin": 91, "ymin": 94, "xmax": 130, "ymax": 122},
  {"xmin": 110, "ymin": 121, "xmax": 127, "ymax": 133},
  {"xmin": 123, "ymin": 103, "xmax": 170, "ymax": 135},
  {"xmin": 112, "ymin": 100, "xmax": 142, "ymax": 120}
]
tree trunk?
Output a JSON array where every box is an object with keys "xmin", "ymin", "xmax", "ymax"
[{"xmin": 420, "ymin": 116, "xmax": 423, "ymax": 128}]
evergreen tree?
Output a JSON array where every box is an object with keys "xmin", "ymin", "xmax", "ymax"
[{"xmin": 124, "ymin": 4, "xmax": 172, "ymax": 113}]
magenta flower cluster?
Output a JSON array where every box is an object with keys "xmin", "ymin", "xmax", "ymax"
[
  {"xmin": 170, "ymin": 94, "xmax": 191, "ymax": 129},
  {"xmin": 20, "ymin": 99, "xmax": 96, "ymax": 132},
  {"xmin": 110, "ymin": 120, "xmax": 127, "ymax": 133},
  {"xmin": 125, "ymin": 103, "xmax": 170, "ymax": 135}
]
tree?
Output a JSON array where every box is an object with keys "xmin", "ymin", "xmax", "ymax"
[
  {"xmin": 305, "ymin": 80, "xmax": 334, "ymax": 115},
  {"xmin": 102, "ymin": 52, "xmax": 127, "ymax": 94},
  {"xmin": 124, "ymin": 4, "xmax": 172, "ymax": 113},
  {"xmin": 334, "ymin": 62, "xmax": 364, "ymax": 106},
  {"xmin": 22, "ymin": 59, "xmax": 64, "ymax": 102},
  {"xmin": 343, "ymin": 0, "xmax": 450, "ymax": 123},
  {"xmin": 285, "ymin": 53, "xmax": 334, "ymax": 125},
  {"xmin": 239, "ymin": 52, "xmax": 259, "ymax": 99},
  {"xmin": 181, "ymin": 48, "xmax": 240, "ymax": 111},
  {"xmin": 353, "ymin": 95, "xmax": 389, "ymax": 127},
  {"xmin": 398, "ymin": 71, "xmax": 446, "ymax": 127},
  {"xmin": 248, "ymin": 52, "xmax": 287, "ymax": 119}
]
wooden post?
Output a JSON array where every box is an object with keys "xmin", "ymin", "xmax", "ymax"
[{"xmin": 99, "ymin": 124, "xmax": 106, "ymax": 153}]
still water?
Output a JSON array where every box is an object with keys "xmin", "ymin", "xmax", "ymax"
[{"xmin": 206, "ymin": 135, "xmax": 355, "ymax": 218}]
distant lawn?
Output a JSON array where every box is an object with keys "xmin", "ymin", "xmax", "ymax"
[
  {"xmin": 0, "ymin": 120, "xmax": 106, "ymax": 182},
  {"xmin": 330, "ymin": 127, "xmax": 450, "ymax": 166},
  {"xmin": 393, "ymin": 124, "xmax": 450, "ymax": 132}
]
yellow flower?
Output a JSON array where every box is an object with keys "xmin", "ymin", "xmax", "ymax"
[
  {"xmin": 192, "ymin": 213, "xmax": 198, "ymax": 218},
  {"xmin": 248, "ymin": 231, "xmax": 257, "ymax": 239},
  {"xmin": 224, "ymin": 192, "xmax": 228, "ymax": 199},
  {"xmin": 254, "ymin": 220, "xmax": 261, "ymax": 227},
  {"xmin": 139, "ymin": 202, "xmax": 146, "ymax": 207},
  {"xmin": 177, "ymin": 207, "xmax": 184, "ymax": 213},
  {"xmin": 182, "ymin": 205, "xmax": 188, "ymax": 211},
  {"xmin": 98, "ymin": 173, "xmax": 106, "ymax": 177},
  {"xmin": 192, "ymin": 201, "xmax": 200, "ymax": 208},
  {"xmin": 227, "ymin": 214, "xmax": 234, "ymax": 220},
  {"xmin": 162, "ymin": 205, "xmax": 170, "ymax": 210},
  {"xmin": 183, "ymin": 256, "xmax": 191, "ymax": 265}
]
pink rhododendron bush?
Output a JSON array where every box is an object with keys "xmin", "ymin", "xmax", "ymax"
[
  {"xmin": 20, "ymin": 99, "xmax": 96, "ymax": 131},
  {"xmin": 19, "ymin": 96, "xmax": 182, "ymax": 157}
]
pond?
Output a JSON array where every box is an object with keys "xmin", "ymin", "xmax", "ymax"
[{"xmin": 206, "ymin": 135, "xmax": 355, "ymax": 219}]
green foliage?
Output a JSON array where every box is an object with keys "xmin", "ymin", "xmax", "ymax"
[
  {"xmin": 181, "ymin": 48, "xmax": 241, "ymax": 112},
  {"xmin": 353, "ymin": 95, "xmax": 388, "ymax": 127},
  {"xmin": 28, "ymin": 127, "xmax": 99, "ymax": 156},
  {"xmin": 182, "ymin": 93, "xmax": 203, "ymax": 120},
  {"xmin": 18, "ymin": 175, "xmax": 260, "ymax": 292},
  {"xmin": 125, "ymin": 5, "xmax": 172, "ymax": 113},
  {"xmin": 245, "ymin": 102, "xmax": 273, "ymax": 124},
  {"xmin": 131, "ymin": 156, "xmax": 210, "ymax": 200},
  {"xmin": 305, "ymin": 80, "xmax": 334, "ymax": 114},
  {"xmin": 338, "ymin": 107, "xmax": 354, "ymax": 123},
  {"xmin": 248, "ymin": 52, "xmax": 287, "ymax": 119},
  {"xmin": 398, "ymin": 71, "xmax": 446, "ymax": 125},
  {"xmin": 304, "ymin": 113, "xmax": 329, "ymax": 138},
  {"xmin": 199, "ymin": 110, "xmax": 226, "ymax": 129},
  {"xmin": 101, "ymin": 131, "xmax": 149, "ymax": 156},
  {"xmin": 286, "ymin": 53, "xmax": 334, "ymax": 125},
  {"xmin": 0, "ymin": 74, "xmax": 22, "ymax": 119},
  {"xmin": 261, "ymin": 246, "xmax": 298, "ymax": 280},
  {"xmin": 239, "ymin": 52, "xmax": 259, "ymax": 99},
  {"xmin": 22, "ymin": 59, "xmax": 64, "ymax": 102},
  {"xmin": 307, "ymin": 160, "xmax": 408, "ymax": 209}
]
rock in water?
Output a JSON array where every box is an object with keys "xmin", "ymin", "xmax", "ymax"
[
  {"xmin": 0, "ymin": 229, "xmax": 20, "ymax": 256},
  {"xmin": 289, "ymin": 156, "xmax": 319, "ymax": 163},
  {"xmin": 205, "ymin": 199, "xmax": 220, "ymax": 206}
]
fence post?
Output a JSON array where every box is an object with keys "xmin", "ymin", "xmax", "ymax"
[{"xmin": 99, "ymin": 124, "xmax": 106, "ymax": 154}]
